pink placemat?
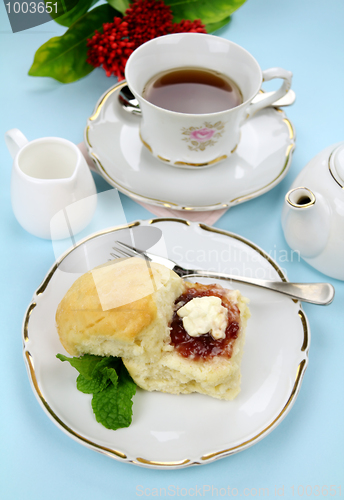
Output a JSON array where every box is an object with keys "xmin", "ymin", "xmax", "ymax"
[{"xmin": 78, "ymin": 141, "xmax": 227, "ymax": 225}]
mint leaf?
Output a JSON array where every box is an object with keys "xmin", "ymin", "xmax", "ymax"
[
  {"xmin": 100, "ymin": 366, "xmax": 119, "ymax": 386},
  {"xmin": 57, "ymin": 353, "xmax": 119, "ymax": 392},
  {"xmin": 56, "ymin": 354, "xmax": 104, "ymax": 380},
  {"xmin": 76, "ymin": 373, "xmax": 110, "ymax": 394},
  {"xmin": 56, "ymin": 353, "xmax": 105, "ymax": 379},
  {"xmin": 93, "ymin": 356, "xmax": 121, "ymax": 377},
  {"xmin": 92, "ymin": 364, "xmax": 136, "ymax": 430},
  {"xmin": 57, "ymin": 353, "xmax": 136, "ymax": 430},
  {"xmin": 77, "ymin": 359, "xmax": 121, "ymax": 393}
]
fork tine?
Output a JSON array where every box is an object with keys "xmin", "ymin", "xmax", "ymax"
[
  {"xmin": 115, "ymin": 241, "xmax": 141, "ymax": 254},
  {"xmin": 116, "ymin": 241, "xmax": 144, "ymax": 255},
  {"xmin": 115, "ymin": 241, "xmax": 152, "ymax": 261},
  {"xmin": 109, "ymin": 251, "xmax": 123, "ymax": 259},
  {"xmin": 111, "ymin": 246, "xmax": 133, "ymax": 258}
]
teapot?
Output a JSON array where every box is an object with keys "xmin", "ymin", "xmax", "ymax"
[{"xmin": 281, "ymin": 142, "xmax": 344, "ymax": 280}]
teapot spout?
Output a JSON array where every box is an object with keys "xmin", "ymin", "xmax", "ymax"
[
  {"xmin": 286, "ymin": 187, "xmax": 316, "ymax": 208},
  {"xmin": 282, "ymin": 187, "xmax": 331, "ymax": 259}
]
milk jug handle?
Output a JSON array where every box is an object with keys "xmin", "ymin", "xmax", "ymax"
[{"xmin": 5, "ymin": 129, "xmax": 29, "ymax": 159}]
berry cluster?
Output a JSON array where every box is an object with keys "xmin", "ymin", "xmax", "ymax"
[{"xmin": 87, "ymin": 0, "xmax": 206, "ymax": 80}]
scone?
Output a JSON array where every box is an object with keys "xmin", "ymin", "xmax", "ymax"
[
  {"xmin": 56, "ymin": 257, "xmax": 184, "ymax": 362},
  {"xmin": 56, "ymin": 257, "xmax": 250, "ymax": 400}
]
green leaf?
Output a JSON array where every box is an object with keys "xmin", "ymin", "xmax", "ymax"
[
  {"xmin": 57, "ymin": 353, "xmax": 105, "ymax": 379},
  {"xmin": 100, "ymin": 366, "xmax": 120, "ymax": 386},
  {"xmin": 46, "ymin": 0, "xmax": 99, "ymax": 28},
  {"xmin": 91, "ymin": 364, "xmax": 136, "ymax": 430},
  {"xmin": 29, "ymin": 4, "xmax": 120, "ymax": 83},
  {"xmin": 93, "ymin": 355, "xmax": 120, "ymax": 376},
  {"xmin": 167, "ymin": 0, "xmax": 246, "ymax": 24},
  {"xmin": 75, "ymin": 356, "xmax": 120, "ymax": 393},
  {"xmin": 205, "ymin": 16, "xmax": 231, "ymax": 33},
  {"xmin": 106, "ymin": 0, "xmax": 130, "ymax": 15},
  {"xmin": 76, "ymin": 373, "xmax": 111, "ymax": 393},
  {"xmin": 58, "ymin": 353, "xmax": 136, "ymax": 430}
]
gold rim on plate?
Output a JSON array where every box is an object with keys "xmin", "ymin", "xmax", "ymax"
[{"xmin": 23, "ymin": 219, "xmax": 309, "ymax": 469}]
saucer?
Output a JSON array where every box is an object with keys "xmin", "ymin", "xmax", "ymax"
[{"xmin": 85, "ymin": 82, "xmax": 296, "ymax": 211}]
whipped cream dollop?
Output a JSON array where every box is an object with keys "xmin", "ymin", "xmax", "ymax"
[{"xmin": 177, "ymin": 296, "xmax": 228, "ymax": 340}]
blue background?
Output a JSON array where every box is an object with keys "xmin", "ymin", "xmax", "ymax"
[{"xmin": 1, "ymin": 0, "xmax": 343, "ymax": 498}]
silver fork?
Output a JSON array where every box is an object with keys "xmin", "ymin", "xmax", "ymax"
[{"xmin": 110, "ymin": 242, "xmax": 335, "ymax": 306}]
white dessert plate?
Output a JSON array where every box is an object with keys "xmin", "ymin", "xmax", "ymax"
[
  {"xmin": 23, "ymin": 219, "xmax": 309, "ymax": 469},
  {"xmin": 84, "ymin": 82, "xmax": 295, "ymax": 211}
]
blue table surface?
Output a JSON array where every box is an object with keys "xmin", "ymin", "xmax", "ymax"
[{"xmin": 1, "ymin": 1, "xmax": 343, "ymax": 498}]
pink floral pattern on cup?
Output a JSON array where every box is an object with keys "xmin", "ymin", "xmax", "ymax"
[
  {"xmin": 182, "ymin": 121, "xmax": 225, "ymax": 151},
  {"xmin": 189, "ymin": 128, "xmax": 216, "ymax": 142}
]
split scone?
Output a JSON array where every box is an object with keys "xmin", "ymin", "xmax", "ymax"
[{"xmin": 56, "ymin": 257, "xmax": 250, "ymax": 400}]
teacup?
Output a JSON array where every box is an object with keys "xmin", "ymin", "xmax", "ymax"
[
  {"xmin": 5, "ymin": 128, "xmax": 97, "ymax": 239},
  {"xmin": 125, "ymin": 33, "xmax": 292, "ymax": 169}
]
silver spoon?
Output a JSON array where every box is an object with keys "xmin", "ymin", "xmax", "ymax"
[
  {"xmin": 118, "ymin": 85, "xmax": 296, "ymax": 115},
  {"xmin": 118, "ymin": 85, "xmax": 141, "ymax": 115}
]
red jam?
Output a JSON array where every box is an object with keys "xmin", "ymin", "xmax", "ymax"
[{"xmin": 170, "ymin": 283, "xmax": 240, "ymax": 360}]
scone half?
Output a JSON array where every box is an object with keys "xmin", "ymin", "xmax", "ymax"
[
  {"xmin": 123, "ymin": 281, "xmax": 250, "ymax": 401},
  {"xmin": 56, "ymin": 258, "xmax": 184, "ymax": 362}
]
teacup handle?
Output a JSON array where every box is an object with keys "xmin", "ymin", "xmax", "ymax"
[
  {"xmin": 5, "ymin": 128, "xmax": 29, "ymax": 159},
  {"xmin": 247, "ymin": 68, "xmax": 293, "ymax": 118}
]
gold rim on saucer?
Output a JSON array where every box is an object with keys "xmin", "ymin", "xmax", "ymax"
[{"xmin": 84, "ymin": 82, "xmax": 296, "ymax": 212}]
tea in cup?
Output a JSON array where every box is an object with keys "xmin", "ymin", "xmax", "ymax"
[
  {"xmin": 125, "ymin": 33, "xmax": 292, "ymax": 168},
  {"xmin": 142, "ymin": 67, "xmax": 243, "ymax": 114},
  {"xmin": 5, "ymin": 128, "xmax": 97, "ymax": 239}
]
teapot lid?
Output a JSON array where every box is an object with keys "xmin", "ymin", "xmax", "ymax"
[{"xmin": 329, "ymin": 144, "xmax": 344, "ymax": 187}]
